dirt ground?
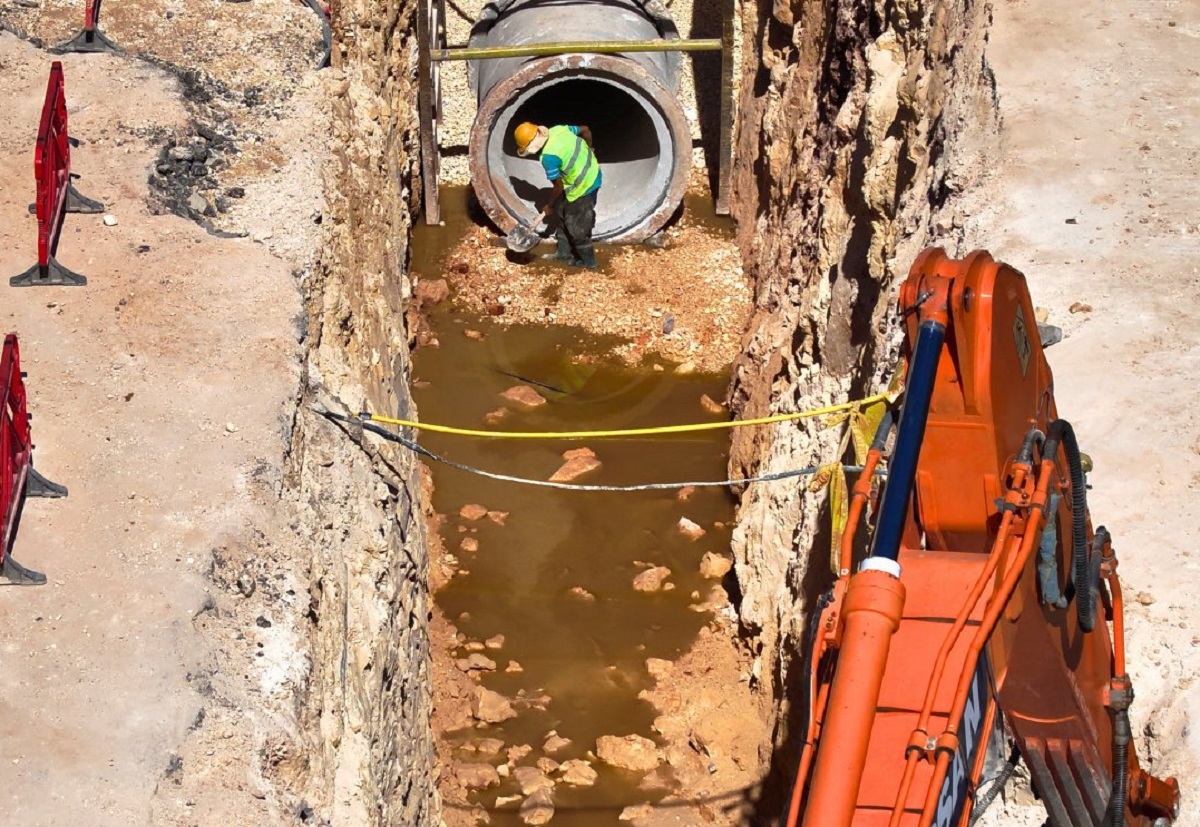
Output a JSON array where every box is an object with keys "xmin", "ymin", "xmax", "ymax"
[
  {"xmin": 1, "ymin": 0, "xmax": 1197, "ymax": 824},
  {"xmin": 0, "ymin": 11, "xmax": 323, "ymax": 826},
  {"xmin": 959, "ymin": 0, "xmax": 1200, "ymax": 822}
]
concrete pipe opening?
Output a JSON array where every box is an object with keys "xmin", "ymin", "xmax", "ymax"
[{"xmin": 467, "ymin": 1, "xmax": 692, "ymax": 242}]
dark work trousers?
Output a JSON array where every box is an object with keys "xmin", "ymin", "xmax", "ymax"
[{"xmin": 553, "ymin": 189, "xmax": 598, "ymax": 268}]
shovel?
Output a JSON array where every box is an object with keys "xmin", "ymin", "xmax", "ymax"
[{"xmin": 505, "ymin": 216, "xmax": 548, "ymax": 253}]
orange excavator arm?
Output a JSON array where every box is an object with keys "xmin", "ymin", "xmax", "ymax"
[{"xmin": 783, "ymin": 249, "xmax": 1180, "ymax": 827}]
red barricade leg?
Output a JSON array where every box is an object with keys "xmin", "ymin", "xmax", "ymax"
[
  {"xmin": 54, "ymin": 0, "xmax": 122, "ymax": 54},
  {"xmin": 1, "ymin": 335, "xmax": 66, "ymax": 586}
]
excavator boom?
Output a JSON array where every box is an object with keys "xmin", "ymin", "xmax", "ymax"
[{"xmin": 785, "ymin": 249, "xmax": 1180, "ymax": 827}]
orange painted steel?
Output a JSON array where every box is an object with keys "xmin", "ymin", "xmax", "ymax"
[
  {"xmin": 840, "ymin": 447, "xmax": 883, "ymax": 575},
  {"xmin": 802, "ymin": 569, "xmax": 906, "ymax": 827},
  {"xmin": 783, "ymin": 248, "xmax": 1181, "ymax": 827}
]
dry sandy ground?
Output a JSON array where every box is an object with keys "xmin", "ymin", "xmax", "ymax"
[
  {"xmin": 0, "ymin": 30, "xmax": 310, "ymax": 827},
  {"xmin": 961, "ymin": 0, "xmax": 1200, "ymax": 822}
]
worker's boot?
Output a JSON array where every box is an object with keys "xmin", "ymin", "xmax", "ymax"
[
  {"xmin": 575, "ymin": 244, "xmax": 597, "ymax": 270},
  {"xmin": 542, "ymin": 233, "xmax": 576, "ymax": 264}
]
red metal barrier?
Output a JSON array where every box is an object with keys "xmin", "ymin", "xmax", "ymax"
[
  {"xmin": 55, "ymin": 0, "xmax": 122, "ymax": 54},
  {"xmin": 1, "ymin": 335, "xmax": 67, "ymax": 586},
  {"xmin": 9, "ymin": 61, "xmax": 104, "ymax": 288}
]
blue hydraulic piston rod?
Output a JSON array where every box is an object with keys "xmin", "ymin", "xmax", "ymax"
[{"xmin": 868, "ymin": 318, "xmax": 947, "ymax": 563}]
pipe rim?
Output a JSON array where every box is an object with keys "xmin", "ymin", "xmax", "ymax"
[{"xmin": 469, "ymin": 53, "xmax": 692, "ymax": 243}]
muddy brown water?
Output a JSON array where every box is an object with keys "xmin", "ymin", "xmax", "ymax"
[{"xmin": 412, "ymin": 194, "xmax": 738, "ymax": 824}]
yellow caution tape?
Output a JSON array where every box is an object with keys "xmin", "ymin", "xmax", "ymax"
[{"xmin": 360, "ymin": 391, "xmax": 895, "ymax": 440}]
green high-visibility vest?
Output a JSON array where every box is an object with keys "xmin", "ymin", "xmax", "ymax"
[{"xmin": 541, "ymin": 125, "xmax": 600, "ymax": 202}]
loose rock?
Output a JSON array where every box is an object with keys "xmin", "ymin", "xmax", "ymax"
[
  {"xmin": 487, "ymin": 510, "xmax": 509, "ymax": 525},
  {"xmin": 677, "ymin": 517, "xmax": 706, "ymax": 540},
  {"xmin": 102, "ymin": 214, "xmax": 119, "ymax": 227},
  {"xmin": 676, "ymin": 486, "xmax": 696, "ymax": 502},
  {"xmin": 502, "ymin": 385, "xmax": 548, "ymax": 407},
  {"xmin": 1137, "ymin": 592, "xmax": 1157, "ymax": 606},
  {"xmin": 1069, "ymin": 301, "xmax": 1093, "ymax": 314},
  {"xmin": 414, "ymin": 278, "xmax": 450, "ymax": 305},
  {"xmin": 645, "ymin": 658, "xmax": 672, "ymax": 682},
  {"xmin": 699, "ymin": 552, "xmax": 733, "ymax": 579},
  {"xmin": 619, "ymin": 805, "xmax": 654, "ymax": 821},
  {"xmin": 699, "ymin": 394, "xmax": 724, "ymax": 414},
  {"xmin": 457, "ymin": 654, "xmax": 497, "ymax": 673},
  {"xmin": 536, "ymin": 757, "xmax": 560, "ymax": 774},
  {"xmin": 474, "ymin": 688, "xmax": 517, "ymax": 723},
  {"xmin": 485, "ymin": 634, "xmax": 505, "ymax": 649},
  {"xmin": 543, "ymin": 734, "xmax": 572, "ymax": 754},
  {"xmin": 514, "ymin": 766, "xmax": 554, "ymax": 795},
  {"xmin": 519, "ymin": 789, "xmax": 555, "ymax": 825},
  {"xmin": 567, "ymin": 586, "xmax": 596, "ymax": 602},
  {"xmin": 550, "ymin": 448, "xmax": 602, "ymax": 482},
  {"xmin": 632, "ymin": 567, "xmax": 672, "ymax": 593},
  {"xmin": 596, "ymin": 734, "xmax": 662, "ymax": 772},
  {"xmin": 460, "ymin": 537, "xmax": 479, "ymax": 553},
  {"xmin": 456, "ymin": 763, "xmax": 501, "ymax": 790},
  {"xmin": 558, "ymin": 759, "xmax": 598, "ymax": 787},
  {"xmin": 460, "ymin": 504, "xmax": 489, "ymax": 521}
]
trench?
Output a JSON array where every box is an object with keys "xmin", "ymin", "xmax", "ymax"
[
  {"xmin": 411, "ymin": 191, "xmax": 741, "ymax": 824},
  {"xmin": 291, "ymin": 0, "xmax": 999, "ymax": 822}
]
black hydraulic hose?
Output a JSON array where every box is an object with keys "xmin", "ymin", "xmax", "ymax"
[
  {"xmin": 1110, "ymin": 710, "xmax": 1130, "ymax": 826},
  {"xmin": 1042, "ymin": 420, "xmax": 1092, "ymax": 630},
  {"xmin": 1016, "ymin": 428, "xmax": 1045, "ymax": 464}
]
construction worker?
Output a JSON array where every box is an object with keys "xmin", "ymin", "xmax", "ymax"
[{"xmin": 514, "ymin": 121, "xmax": 601, "ymax": 269}]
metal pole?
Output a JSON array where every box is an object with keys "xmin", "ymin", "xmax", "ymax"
[
  {"xmin": 417, "ymin": 0, "xmax": 440, "ymax": 225},
  {"xmin": 715, "ymin": 0, "xmax": 735, "ymax": 215},
  {"xmin": 433, "ymin": 38, "xmax": 721, "ymax": 61}
]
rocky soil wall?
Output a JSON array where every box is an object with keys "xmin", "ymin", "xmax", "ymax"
[
  {"xmin": 724, "ymin": 0, "xmax": 999, "ymax": 783},
  {"xmin": 283, "ymin": 0, "xmax": 440, "ymax": 824}
]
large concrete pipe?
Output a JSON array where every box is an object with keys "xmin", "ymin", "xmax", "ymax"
[{"xmin": 467, "ymin": 0, "xmax": 693, "ymax": 242}]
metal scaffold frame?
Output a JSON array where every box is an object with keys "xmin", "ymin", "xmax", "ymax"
[{"xmin": 415, "ymin": 0, "xmax": 737, "ymax": 226}]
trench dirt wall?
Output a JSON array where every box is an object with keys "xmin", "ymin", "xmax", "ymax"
[
  {"xmin": 284, "ymin": 0, "xmax": 440, "ymax": 823},
  {"xmin": 725, "ymin": 0, "xmax": 998, "ymax": 759}
]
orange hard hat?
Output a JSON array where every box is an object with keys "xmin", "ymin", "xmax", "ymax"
[{"xmin": 514, "ymin": 122, "xmax": 540, "ymax": 155}]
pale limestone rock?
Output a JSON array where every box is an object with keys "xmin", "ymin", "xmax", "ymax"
[
  {"xmin": 507, "ymin": 744, "xmax": 533, "ymax": 763},
  {"xmin": 596, "ymin": 734, "xmax": 661, "ymax": 772},
  {"xmin": 487, "ymin": 510, "xmax": 509, "ymax": 525},
  {"xmin": 567, "ymin": 586, "xmax": 596, "ymax": 602},
  {"xmin": 460, "ymin": 537, "xmax": 479, "ymax": 553},
  {"xmin": 456, "ymin": 763, "xmax": 500, "ymax": 790},
  {"xmin": 519, "ymin": 789, "xmax": 555, "ymax": 825},
  {"xmin": 619, "ymin": 804, "xmax": 653, "ymax": 821},
  {"xmin": 558, "ymin": 759, "xmax": 598, "ymax": 787},
  {"xmin": 676, "ymin": 485, "xmax": 696, "ymax": 501},
  {"xmin": 645, "ymin": 658, "xmax": 672, "ymax": 682},
  {"xmin": 502, "ymin": 385, "xmax": 547, "ymax": 407},
  {"xmin": 543, "ymin": 734, "xmax": 572, "ymax": 754},
  {"xmin": 677, "ymin": 517, "xmax": 706, "ymax": 540},
  {"xmin": 456, "ymin": 654, "xmax": 496, "ymax": 673},
  {"xmin": 485, "ymin": 634, "xmax": 505, "ymax": 650},
  {"xmin": 536, "ymin": 756, "xmax": 559, "ymax": 774},
  {"xmin": 474, "ymin": 688, "xmax": 516, "ymax": 723},
  {"xmin": 632, "ymin": 567, "xmax": 672, "ymax": 593},
  {"xmin": 514, "ymin": 766, "xmax": 553, "ymax": 795},
  {"xmin": 550, "ymin": 448, "xmax": 601, "ymax": 482},
  {"xmin": 414, "ymin": 278, "xmax": 449, "ymax": 305},
  {"xmin": 460, "ymin": 503, "xmax": 488, "ymax": 521},
  {"xmin": 699, "ymin": 552, "xmax": 733, "ymax": 579},
  {"xmin": 699, "ymin": 393, "xmax": 724, "ymax": 414}
]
